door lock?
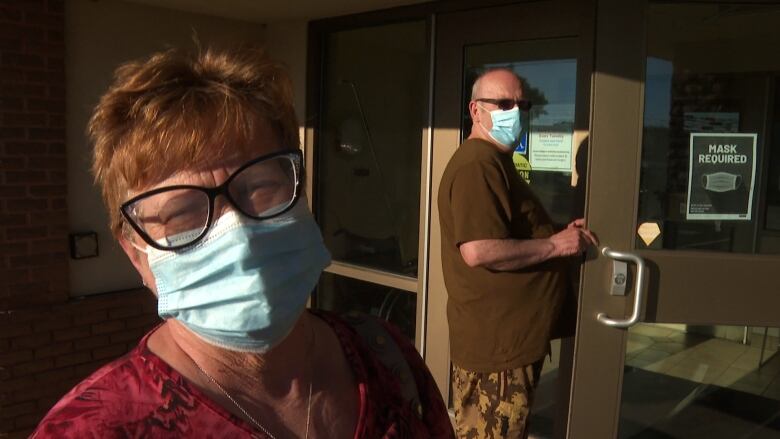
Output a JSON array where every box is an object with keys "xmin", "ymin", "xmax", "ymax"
[{"xmin": 610, "ymin": 260, "xmax": 628, "ymax": 296}]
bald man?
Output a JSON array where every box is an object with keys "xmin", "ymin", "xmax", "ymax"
[{"xmin": 437, "ymin": 68, "xmax": 597, "ymax": 438}]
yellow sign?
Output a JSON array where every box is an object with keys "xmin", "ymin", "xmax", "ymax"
[
  {"xmin": 637, "ymin": 222, "xmax": 661, "ymax": 246},
  {"xmin": 513, "ymin": 153, "xmax": 531, "ymax": 184}
]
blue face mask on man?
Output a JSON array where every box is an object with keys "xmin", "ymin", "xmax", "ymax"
[
  {"xmin": 478, "ymin": 105, "xmax": 522, "ymax": 148},
  {"xmin": 140, "ymin": 198, "xmax": 331, "ymax": 353}
]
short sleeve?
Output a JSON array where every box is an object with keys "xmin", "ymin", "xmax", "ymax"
[{"xmin": 449, "ymin": 160, "xmax": 511, "ymax": 246}]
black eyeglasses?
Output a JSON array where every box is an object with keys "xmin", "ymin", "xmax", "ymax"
[
  {"xmin": 120, "ymin": 150, "xmax": 303, "ymax": 251},
  {"xmin": 475, "ymin": 98, "xmax": 533, "ymax": 112}
]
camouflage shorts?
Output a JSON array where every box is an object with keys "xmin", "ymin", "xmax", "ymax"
[{"xmin": 451, "ymin": 361, "xmax": 544, "ymax": 439}]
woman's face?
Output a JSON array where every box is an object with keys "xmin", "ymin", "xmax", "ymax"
[{"xmin": 118, "ymin": 117, "xmax": 292, "ymax": 294}]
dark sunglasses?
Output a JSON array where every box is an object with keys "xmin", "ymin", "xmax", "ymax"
[{"xmin": 475, "ymin": 98, "xmax": 533, "ymax": 112}]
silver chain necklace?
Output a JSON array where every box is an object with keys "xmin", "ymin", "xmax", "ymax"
[{"xmin": 181, "ymin": 326, "xmax": 315, "ymax": 439}]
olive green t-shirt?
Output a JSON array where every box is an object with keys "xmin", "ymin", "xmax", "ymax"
[{"xmin": 437, "ymin": 138, "xmax": 569, "ymax": 372}]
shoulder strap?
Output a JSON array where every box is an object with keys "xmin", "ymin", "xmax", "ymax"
[{"xmin": 343, "ymin": 311, "xmax": 423, "ymax": 420}]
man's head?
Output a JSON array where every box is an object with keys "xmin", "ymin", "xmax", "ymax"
[{"xmin": 468, "ymin": 68, "xmax": 527, "ymax": 150}]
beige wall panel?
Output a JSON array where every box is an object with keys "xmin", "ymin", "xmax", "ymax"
[{"xmin": 66, "ymin": 0, "xmax": 266, "ymax": 296}]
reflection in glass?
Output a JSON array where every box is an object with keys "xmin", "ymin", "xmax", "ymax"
[
  {"xmin": 463, "ymin": 39, "xmax": 580, "ymax": 224},
  {"xmin": 637, "ymin": 4, "xmax": 780, "ymax": 254},
  {"xmin": 619, "ymin": 323, "xmax": 780, "ymax": 438},
  {"xmin": 316, "ymin": 21, "xmax": 427, "ymax": 276},
  {"xmin": 315, "ymin": 271, "xmax": 416, "ymax": 340}
]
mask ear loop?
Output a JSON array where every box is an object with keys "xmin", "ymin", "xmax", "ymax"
[{"xmin": 129, "ymin": 239, "xmax": 149, "ymax": 255}]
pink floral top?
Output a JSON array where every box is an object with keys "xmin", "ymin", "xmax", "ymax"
[{"xmin": 31, "ymin": 311, "xmax": 454, "ymax": 438}]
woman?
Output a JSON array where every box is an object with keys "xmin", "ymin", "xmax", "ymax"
[{"xmin": 32, "ymin": 47, "xmax": 453, "ymax": 438}]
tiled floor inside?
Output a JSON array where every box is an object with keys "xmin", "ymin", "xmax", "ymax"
[{"xmin": 529, "ymin": 324, "xmax": 780, "ymax": 438}]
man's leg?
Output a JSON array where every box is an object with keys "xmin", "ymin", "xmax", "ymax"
[{"xmin": 451, "ymin": 360, "xmax": 544, "ymax": 439}]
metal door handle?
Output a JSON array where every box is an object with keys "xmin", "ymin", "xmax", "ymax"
[{"xmin": 596, "ymin": 247, "xmax": 646, "ymax": 328}]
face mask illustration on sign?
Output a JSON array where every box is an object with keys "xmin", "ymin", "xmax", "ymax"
[{"xmin": 701, "ymin": 172, "xmax": 742, "ymax": 193}]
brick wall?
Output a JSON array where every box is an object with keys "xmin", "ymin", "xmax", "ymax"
[{"xmin": 1, "ymin": 1, "xmax": 159, "ymax": 437}]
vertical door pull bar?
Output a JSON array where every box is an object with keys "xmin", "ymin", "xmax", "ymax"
[{"xmin": 597, "ymin": 247, "xmax": 646, "ymax": 329}]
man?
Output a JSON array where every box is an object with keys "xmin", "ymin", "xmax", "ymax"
[{"xmin": 437, "ymin": 68, "xmax": 598, "ymax": 438}]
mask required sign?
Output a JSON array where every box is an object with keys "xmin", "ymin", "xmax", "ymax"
[{"xmin": 686, "ymin": 133, "xmax": 757, "ymax": 220}]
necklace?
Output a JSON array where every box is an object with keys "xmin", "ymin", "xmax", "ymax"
[{"xmin": 181, "ymin": 324, "xmax": 315, "ymax": 439}]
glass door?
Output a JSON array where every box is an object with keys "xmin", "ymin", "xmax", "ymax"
[
  {"xmin": 569, "ymin": 1, "xmax": 780, "ymax": 437},
  {"xmin": 428, "ymin": 1, "xmax": 595, "ymax": 436}
]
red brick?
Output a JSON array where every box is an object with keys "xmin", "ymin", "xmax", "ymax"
[
  {"xmin": 91, "ymin": 320, "xmax": 124, "ymax": 335},
  {"xmin": 0, "ymin": 157, "xmax": 26, "ymax": 170},
  {"xmin": 28, "ymin": 157, "xmax": 64, "ymax": 170},
  {"xmin": 46, "ymin": 141, "xmax": 64, "ymax": 154},
  {"xmin": 0, "ymin": 337, "xmax": 9, "ymax": 351},
  {"xmin": 45, "ymin": 56, "xmax": 62, "ymax": 71},
  {"xmin": 108, "ymin": 306, "xmax": 143, "ymax": 320},
  {"xmin": 24, "ymin": 69, "xmax": 59, "ymax": 83},
  {"xmin": 51, "ymin": 325, "xmax": 89, "ymax": 342},
  {"xmin": 7, "ymin": 281, "xmax": 51, "ymax": 297},
  {"xmin": 32, "ymin": 314, "xmax": 71, "ymax": 332},
  {"xmin": 0, "ymin": 419, "xmax": 13, "ymax": 435},
  {"xmin": 47, "ymin": 84, "xmax": 64, "ymax": 98},
  {"xmin": 6, "ymin": 199, "xmax": 48, "ymax": 212},
  {"xmin": 24, "ymin": 11, "xmax": 60, "ymax": 27},
  {"xmin": 33, "ymin": 364, "xmax": 74, "ymax": 385},
  {"xmin": 5, "ymin": 170, "xmax": 47, "ymax": 184},
  {"xmin": 0, "ymin": 185, "xmax": 26, "ymax": 197},
  {"xmin": 53, "ymin": 351, "xmax": 90, "ymax": 368},
  {"xmin": 92, "ymin": 344, "xmax": 126, "ymax": 360},
  {"xmin": 0, "ymin": 24, "xmax": 43, "ymax": 42},
  {"xmin": 0, "ymin": 67, "xmax": 24, "ymax": 81},
  {"xmin": 11, "ymin": 357, "xmax": 53, "ymax": 377},
  {"xmin": 3, "ymin": 376, "xmax": 35, "ymax": 393},
  {"xmin": 0, "ymin": 349, "xmax": 32, "ymax": 365},
  {"xmin": 73, "ymin": 359, "xmax": 106, "ymax": 377},
  {"xmin": 14, "ymin": 412, "xmax": 45, "ymax": 430},
  {"xmin": 109, "ymin": 328, "xmax": 146, "ymax": 345},
  {"xmin": 46, "ymin": 27, "xmax": 63, "ymax": 42},
  {"xmin": 0, "ymin": 6, "xmax": 24, "ymax": 22},
  {"xmin": 72, "ymin": 309, "xmax": 106, "ymax": 326},
  {"xmin": 27, "ymin": 127, "xmax": 63, "ymax": 140},
  {"xmin": 0, "ymin": 242, "xmax": 24, "ymax": 258},
  {"xmin": 0, "ymin": 37, "xmax": 22, "ymax": 51},
  {"xmin": 46, "ymin": 112, "xmax": 63, "ymax": 127},
  {"xmin": 6, "ymin": 225, "xmax": 48, "ymax": 239},
  {"xmin": 0, "ymin": 268, "xmax": 29, "ymax": 283},
  {"xmin": 28, "ymin": 238, "xmax": 65, "ymax": 253},
  {"xmin": 50, "ymin": 198, "xmax": 66, "ymax": 211},
  {"xmin": 0, "ymin": 83, "xmax": 46, "ymax": 98},
  {"xmin": 0, "ymin": 52, "xmax": 44, "ymax": 69},
  {"xmin": 33, "ymin": 340, "xmax": 71, "ymax": 359},
  {"xmin": 0, "ymin": 96, "xmax": 23, "ymax": 111},
  {"xmin": 0, "ymin": 214, "xmax": 27, "ymax": 225},
  {"xmin": 73, "ymin": 334, "xmax": 108, "ymax": 351},
  {"xmin": 28, "ymin": 183, "xmax": 66, "ymax": 198},
  {"xmin": 0, "ymin": 126, "xmax": 25, "ymax": 139},
  {"xmin": 10, "ymin": 332, "xmax": 50, "ymax": 349},
  {"xmin": 0, "ymin": 322, "xmax": 32, "ymax": 339},
  {"xmin": 2, "ymin": 112, "xmax": 46, "ymax": 126},
  {"xmin": 0, "ymin": 401, "xmax": 36, "ymax": 419},
  {"xmin": 8, "ymin": 253, "xmax": 53, "ymax": 268},
  {"xmin": 4, "ymin": 141, "xmax": 47, "ymax": 154},
  {"xmin": 26, "ymin": 98, "xmax": 63, "ymax": 112},
  {"xmin": 125, "ymin": 313, "xmax": 162, "ymax": 329},
  {"xmin": 47, "ymin": 170, "xmax": 65, "ymax": 183}
]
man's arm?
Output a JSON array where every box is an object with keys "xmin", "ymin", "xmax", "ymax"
[{"xmin": 459, "ymin": 219, "xmax": 598, "ymax": 271}]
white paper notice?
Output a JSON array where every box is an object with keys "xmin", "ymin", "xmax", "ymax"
[{"xmin": 529, "ymin": 131, "xmax": 572, "ymax": 172}]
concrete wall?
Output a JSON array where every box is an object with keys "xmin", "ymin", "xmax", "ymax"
[{"xmin": 66, "ymin": 0, "xmax": 267, "ymax": 297}]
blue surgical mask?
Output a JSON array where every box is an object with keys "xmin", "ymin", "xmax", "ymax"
[
  {"xmin": 141, "ymin": 197, "xmax": 331, "ymax": 352},
  {"xmin": 479, "ymin": 105, "xmax": 522, "ymax": 148}
]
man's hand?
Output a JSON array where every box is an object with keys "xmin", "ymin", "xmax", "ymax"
[{"xmin": 548, "ymin": 218, "xmax": 599, "ymax": 258}]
